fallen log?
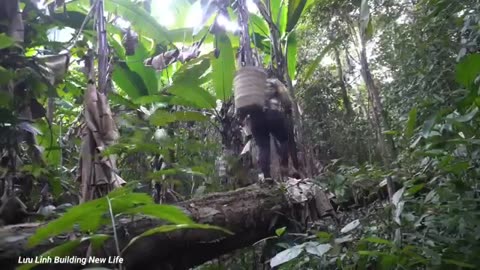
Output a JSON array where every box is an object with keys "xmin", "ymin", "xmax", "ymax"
[{"xmin": 0, "ymin": 180, "xmax": 334, "ymax": 270}]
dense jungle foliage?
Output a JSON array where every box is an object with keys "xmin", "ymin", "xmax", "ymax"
[{"xmin": 0, "ymin": 0, "xmax": 479, "ymax": 269}]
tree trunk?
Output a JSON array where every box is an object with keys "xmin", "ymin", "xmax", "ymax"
[
  {"xmin": 78, "ymin": 0, "xmax": 124, "ymax": 202},
  {"xmin": 0, "ymin": 182, "xmax": 334, "ymax": 270},
  {"xmin": 359, "ymin": 36, "xmax": 395, "ymax": 164}
]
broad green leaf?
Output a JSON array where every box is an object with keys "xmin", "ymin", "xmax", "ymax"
[
  {"xmin": 270, "ymin": 0, "xmax": 288, "ymax": 35},
  {"xmin": 170, "ymin": 95, "xmax": 210, "ymax": 107},
  {"xmin": 361, "ymin": 237, "xmax": 394, "ymax": 246},
  {"xmin": 51, "ymin": 9, "xmax": 92, "ymax": 30},
  {"xmin": 109, "ymin": 92, "xmax": 138, "ymax": 109},
  {"xmin": 227, "ymin": 32, "xmax": 240, "ymax": 48},
  {"xmin": 0, "ymin": 66, "xmax": 14, "ymax": 85},
  {"xmin": 108, "ymin": 32, "xmax": 126, "ymax": 60},
  {"xmin": 406, "ymin": 184, "xmax": 425, "ymax": 196},
  {"xmin": 124, "ymin": 204, "xmax": 194, "ymax": 224},
  {"xmin": 405, "ymin": 107, "xmax": 417, "ymax": 138},
  {"xmin": 304, "ymin": 0, "xmax": 315, "ymax": 11},
  {"xmin": 169, "ymin": 28, "xmax": 196, "ymax": 43},
  {"xmin": 172, "ymin": 58, "xmax": 211, "ymax": 85},
  {"xmin": 455, "ymin": 53, "xmax": 480, "ymax": 88},
  {"xmin": 275, "ymin": 226, "xmax": 286, "ymax": 236},
  {"xmin": 270, "ymin": 0, "xmax": 282, "ymax": 27},
  {"xmin": 379, "ymin": 254, "xmax": 398, "ymax": 270},
  {"xmin": 113, "ymin": 62, "xmax": 149, "ymax": 99},
  {"xmin": 149, "ymin": 110, "xmax": 176, "ymax": 126},
  {"xmin": 28, "ymin": 198, "xmax": 107, "ymax": 247},
  {"xmin": 316, "ymin": 231, "xmax": 333, "ymax": 242},
  {"xmin": 211, "ymin": 33, "xmax": 235, "ymax": 101},
  {"xmin": 304, "ymin": 40, "xmax": 339, "ymax": 80},
  {"xmin": 252, "ymin": 32, "xmax": 271, "ymax": 55},
  {"xmin": 110, "ymin": 193, "xmax": 153, "ymax": 212},
  {"xmin": 250, "ymin": 14, "xmax": 270, "ymax": 37},
  {"xmin": 278, "ymin": 4, "xmax": 288, "ymax": 36},
  {"xmin": 149, "ymin": 110, "xmax": 208, "ymax": 126},
  {"xmin": 442, "ymin": 161, "xmax": 470, "ymax": 174},
  {"xmin": 0, "ymin": 33, "xmax": 14, "ymax": 49},
  {"xmin": 169, "ymin": 84, "xmax": 216, "ymax": 109},
  {"xmin": 36, "ymin": 119, "xmax": 61, "ymax": 166},
  {"xmin": 126, "ymin": 43, "xmax": 158, "ymax": 95},
  {"xmin": 28, "ymin": 191, "xmax": 153, "ymax": 247},
  {"xmin": 286, "ymin": 0, "xmax": 308, "ymax": 32},
  {"xmin": 174, "ymin": 111, "xmax": 208, "ymax": 122},
  {"xmin": 88, "ymin": 234, "xmax": 110, "ymax": 250},
  {"xmin": 286, "ymin": 32, "xmax": 297, "ymax": 79},
  {"xmin": 105, "ymin": 0, "xmax": 172, "ymax": 44},
  {"xmin": 69, "ymin": 0, "xmax": 172, "ymax": 44},
  {"xmin": 133, "ymin": 95, "xmax": 171, "ymax": 105},
  {"xmin": 20, "ymin": 164, "xmax": 47, "ymax": 178}
]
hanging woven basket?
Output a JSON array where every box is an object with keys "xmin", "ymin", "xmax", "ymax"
[{"xmin": 234, "ymin": 66, "xmax": 267, "ymax": 109}]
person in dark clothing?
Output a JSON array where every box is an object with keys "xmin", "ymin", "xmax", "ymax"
[{"xmin": 237, "ymin": 78, "xmax": 300, "ymax": 180}]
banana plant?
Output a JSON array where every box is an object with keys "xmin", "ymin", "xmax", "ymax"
[
  {"xmin": 57, "ymin": 0, "xmax": 219, "ymax": 114},
  {"xmin": 251, "ymin": 0, "xmax": 316, "ymax": 81}
]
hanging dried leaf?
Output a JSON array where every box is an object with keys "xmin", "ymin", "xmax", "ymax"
[
  {"xmin": 35, "ymin": 53, "xmax": 70, "ymax": 85},
  {"xmin": 178, "ymin": 45, "xmax": 201, "ymax": 63},
  {"xmin": 144, "ymin": 49, "xmax": 179, "ymax": 71},
  {"xmin": 122, "ymin": 28, "xmax": 138, "ymax": 56},
  {"xmin": 84, "ymin": 83, "xmax": 101, "ymax": 131},
  {"xmin": 97, "ymin": 91, "xmax": 119, "ymax": 143},
  {"xmin": 79, "ymin": 81, "xmax": 125, "ymax": 202}
]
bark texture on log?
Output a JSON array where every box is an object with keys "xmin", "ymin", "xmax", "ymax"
[{"xmin": 0, "ymin": 184, "xmax": 303, "ymax": 270}]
